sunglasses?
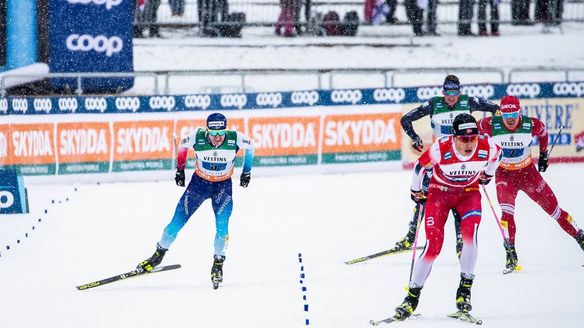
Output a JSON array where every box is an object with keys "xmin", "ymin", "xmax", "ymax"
[
  {"xmin": 501, "ymin": 111, "xmax": 519, "ymax": 119},
  {"xmin": 455, "ymin": 135, "xmax": 478, "ymax": 143},
  {"xmin": 208, "ymin": 129, "xmax": 226, "ymax": 136},
  {"xmin": 443, "ymin": 90, "xmax": 461, "ymax": 96}
]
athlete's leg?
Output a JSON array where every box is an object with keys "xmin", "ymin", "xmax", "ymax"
[
  {"xmin": 495, "ymin": 169, "xmax": 520, "ymax": 244},
  {"xmin": 455, "ymin": 190, "xmax": 482, "ymax": 278},
  {"xmin": 522, "ymin": 166, "xmax": 581, "ymax": 238},
  {"xmin": 452, "ymin": 209, "xmax": 463, "ymax": 258},
  {"xmin": 211, "ymin": 179, "xmax": 233, "ymax": 256},
  {"xmin": 410, "ymin": 185, "xmax": 450, "ymax": 288},
  {"xmin": 159, "ymin": 175, "xmax": 211, "ymax": 249}
]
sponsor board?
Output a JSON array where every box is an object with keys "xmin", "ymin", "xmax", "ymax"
[
  {"xmin": 248, "ymin": 116, "xmax": 320, "ymax": 166},
  {"xmin": 57, "ymin": 122, "xmax": 111, "ymax": 174},
  {"xmin": 6, "ymin": 123, "xmax": 56, "ymax": 175},
  {"xmin": 112, "ymin": 120, "xmax": 174, "ymax": 172},
  {"xmin": 322, "ymin": 113, "xmax": 401, "ymax": 164},
  {"xmin": 0, "ymin": 169, "xmax": 29, "ymax": 214},
  {"xmin": 0, "ymin": 124, "xmax": 9, "ymax": 167}
]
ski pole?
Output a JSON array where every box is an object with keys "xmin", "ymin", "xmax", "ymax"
[
  {"xmin": 408, "ymin": 202, "xmax": 426, "ymax": 283},
  {"xmin": 547, "ymin": 125, "xmax": 565, "ymax": 158},
  {"xmin": 480, "ymin": 184, "xmax": 507, "ymax": 241}
]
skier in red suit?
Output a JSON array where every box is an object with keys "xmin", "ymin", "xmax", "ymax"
[
  {"xmin": 391, "ymin": 113, "xmax": 502, "ymax": 321},
  {"xmin": 478, "ymin": 95, "xmax": 584, "ymax": 272}
]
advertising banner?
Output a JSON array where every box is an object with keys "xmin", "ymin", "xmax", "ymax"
[
  {"xmin": 6, "ymin": 123, "xmax": 56, "ymax": 175},
  {"xmin": 0, "ymin": 169, "xmax": 28, "ymax": 214},
  {"xmin": 112, "ymin": 120, "xmax": 174, "ymax": 172},
  {"xmin": 48, "ymin": 0, "xmax": 134, "ymax": 92},
  {"xmin": 56, "ymin": 122, "xmax": 111, "ymax": 174}
]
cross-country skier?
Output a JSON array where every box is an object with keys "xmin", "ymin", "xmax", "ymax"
[
  {"xmin": 478, "ymin": 95, "xmax": 584, "ymax": 272},
  {"xmin": 136, "ymin": 112, "xmax": 254, "ymax": 289},
  {"xmin": 393, "ymin": 113, "xmax": 502, "ymax": 320},
  {"xmin": 396, "ymin": 75, "xmax": 499, "ymax": 257}
]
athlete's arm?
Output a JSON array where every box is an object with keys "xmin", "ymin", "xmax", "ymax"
[
  {"xmin": 531, "ymin": 117, "xmax": 549, "ymax": 154},
  {"xmin": 176, "ymin": 130, "xmax": 198, "ymax": 170},
  {"xmin": 469, "ymin": 96, "xmax": 499, "ymax": 114},
  {"xmin": 400, "ymin": 101, "xmax": 434, "ymax": 140},
  {"xmin": 236, "ymin": 131, "xmax": 255, "ymax": 173},
  {"xmin": 477, "ymin": 117, "xmax": 493, "ymax": 137}
]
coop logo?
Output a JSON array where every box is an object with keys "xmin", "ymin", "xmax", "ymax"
[
  {"xmin": 0, "ymin": 99, "xmax": 7, "ymax": 114},
  {"xmin": 417, "ymin": 87, "xmax": 442, "ymax": 100},
  {"xmin": 66, "ymin": 34, "xmax": 123, "ymax": 57},
  {"xmin": 33, "ymin": 98, "xmax": 52, "ymax": 113},
  {"xmin": 66, "ymin": 0, "xmax": 122, "ymax": 10},
  {"xmin": 256, "ymin": 93, "xmax": 282, "ymax": 108},
  {"xmin": 553, "ymin": 82, "xmax": 584, "ymax": 98},
  {"xmin": 58, "ymin": 98, "xmax": 79, "ymax": 112},
  {"xmin": 11, "ymin": 99, "xmax": 28, "ymax": 113},
  {"xmin": 291, "ymin": 91, "xmax": 319, "ymax": 106},
  {"xmin": 331, "ymin": 90, "xmax": 362, "ymax": 104},
  {"xmin": 220, "ymin": 94, "xmax": 247, "ymax": 109},
  {"xmin": 506, "ymin": 83, "xmax": 541, "ymax": 98},
  {"xmin": 461, "ymin": 85, "xmax": 495, "ymax": 99},
  {"xmin": 0, "ymin": 190, "xmax": 14, "ymax": 209},
  {"xmin": 149, "ymin": 96, "xmax": 175, "ymax": 111},
  {"xmin": 83, "ymin": 97, "xmax": 108, "ymax": 112},
  {"xmin": 373, "ymin": 88, "xmax": 406, "ymax": 103},
  {"xmin": 115, "ymin": 97, "xmax": 141, "ymax": 112},
  {"xmin": 184, "ymin": 95, "xmax": 211, "ymax": 109}
]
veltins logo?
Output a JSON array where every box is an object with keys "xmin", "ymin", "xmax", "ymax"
[
  {"xmin": 417, "ymin": 87, "xmax": 442, "ymax": 100},
  {"xmin": 184, "ymin": 95, "xmax": 211, "ymax": 110},
  {"xmin": 66, "ymin": 34, "xmax": 123, "ymax": 57},
  {"xmin": 85, "ymin": 97, "xmax": 108, "ymax": 112},
  {"xmin": 331, "ymin": 90, "xmax": 362, "ymax": 104},
  {"xmin": 506, "ymin": 83, "xmax": 541, "ymax": 98},
  {"xmin": 33, "ymin": 98, "xmax": 53, "ymax": 113},
  {"xmin": 553, "ymin": 82, "xmax": 584, "ymax": 98},
  {"xmin": 373, "ymin": 88, "xmax": 406, "ymax": 103},
  {"xmin": 66, "ymin": 0, "xmax": 122, "ymax": 10},
  {"xmin": 220, "ymin": 94, "xmax": 247, "ymax": 109},
  {"xmin": 256, "ymin": 93, "xmax": 283, "ymax": 108},
  {"xmin": 58, "ymin": 98, "xmax": 79, "ymax": 112},
  {"xmin": 149, "ymin": 96, "xmax": 176, "ymax": 111},
  {"xmin": 116, "ymin": 97, "xmax": 141, "ymax": 112},
  {"xmin": 291, "ymin": 91, "xmax": 319, "ymax": 106}
]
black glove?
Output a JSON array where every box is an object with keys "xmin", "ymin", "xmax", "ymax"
[
  {"xmin": 538, "ymin": 151, "xmax": 549, "ymax": 172},
  {"xmin": 240, "ymin": 172, "xmax": 251, "ymax": 188},
  {"xmin": 175, "ymin": 170, "xmax": 185, "ymax": 187},
  {"xmin": 412, "ymin": 136, "xmax": 423, "ymax": 152},
  {"xmin": 410, "ymin": 189, "xmax": 427, "ymax": 204},
  {"xmin": 478, "ymin": 172, "xmax": 493, "ymax": 185}
]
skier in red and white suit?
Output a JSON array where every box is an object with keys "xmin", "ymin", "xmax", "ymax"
[
  {"xmin": 393, "ymin": 113, "xmax": 502, "ymax": 320},
  {"xmin": 478, "ymin": 95, "xmax": 584, "ymax": 272}
]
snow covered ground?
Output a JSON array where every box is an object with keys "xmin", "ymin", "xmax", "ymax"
[{"xmin": 1, "ymin": 165, "xmax": 584, "ymax": 327}]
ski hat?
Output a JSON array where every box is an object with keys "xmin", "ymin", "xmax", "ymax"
[
  {"xmin": 443, "ymin": 75, "xmax": 461, "ymax": 91},
  {"xmin": 452, "ymin": 113, "xmax": 479, "ymax": 136},
  {"xmin": 206, "ymin": 113, "xmax": 227, "ymax": 130},
  {"xmin": 499, "ymin": 95, "xmax": 521, "ymax": 113}
]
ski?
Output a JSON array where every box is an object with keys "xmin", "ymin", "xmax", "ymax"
[
  {"xmin": 369, "ymin": 314, "xmax": 420, "ymax": 326},
  {"xmin": 345, "ymin": 246, "xmax": 424, "ymax": 265},
  {"xmin": 448, "ymin": 311, "xmax": 483, "ymax": 325},
  {"xmin": 76, "ymin": 264, "xmax": 181, "ymax": 290},
  {"xmin": 503, "ymin": 264, "xmax": 523, "ymax": 274}
]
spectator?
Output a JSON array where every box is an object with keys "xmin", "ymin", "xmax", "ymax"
[
  {"xmin": 458, "ymin": 0, "xmax": 476, "ymax": 36},
  {"xmin": 134, "ymin": 0, "xmax": 162, "ymax": 38},
  {"xmin": 535, "ymin": 0, "xmax": 563, "ymax": 25},
  {"xmin": 478, "ymin": 0, "xmax": 500, "ymax": 36},
  {"xmin": 198, "ymin": 0, "xmax": 229, "ymax": 37},
  {"xmin": 511, "ymin": 0, "xmax": 533, "ymax": 25},
  {"xmin": 169, "ymin": 0, "xmax": 185, "ymax": 16},
  {"xmin": 405, "ymin": 0, "xmax": 438, "ymax": 36},
  {"xmin": 275, "ymin": 0, "xmax": 301, "ymax": 37},
  {"xmin": 385, "ymin": 0, "xmax": 399, "ymax": 24}
]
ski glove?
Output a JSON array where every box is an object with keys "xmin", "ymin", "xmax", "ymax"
[
  {"xmin": 240, "ymin": 172, "xmax": 251, "ymax": 188},
  {"xmin": 538, "ymin": 151, "xmax": 549, "ymax": 172},
  {"xmin": 478, "ymin": 172, "xmax": 493, "ymax": 185},
  {"xmin": 410, "ymin": 189, "xmax": 427, "ymax": 204},
  {"xmin": 412, "ymin": 136, "xmax": 423, "ymax": 152},
  {"xmin": 175, "ymin": 169, "xmax": 185, "ymax": 187}
]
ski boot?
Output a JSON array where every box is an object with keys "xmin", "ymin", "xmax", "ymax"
[
  {"xmin": 455, "ymin": 275, "xmax": 474, "ymax": 312},
  {"xmin": 394, "ymin": 286, "xmax": 422, "ymax": 320},
  {"xmin": 575, "ymin": 230, "xmax": 584, "ymax": 251},
  {"xmin": 136, "ymin": 243, "xmax": 167, "ymax": 273},
  {"xmin": 211, "ymin": 255, "xmax": 225, "ymax": 289},
  {"xmin": 504, "ymin": 242, "xmax": 519, "ymax": 272},
  {"xmin": 393, "ymin": 223, "xmax": 416, "ymax": 251}
]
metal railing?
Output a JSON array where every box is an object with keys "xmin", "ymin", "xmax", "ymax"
[{"xmin": 0, "ymin": 67, "xmax": 582, "ymax": 96}]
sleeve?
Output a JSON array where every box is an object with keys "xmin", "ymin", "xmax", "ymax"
[
  {"xmin": 484, "ymin": 137, "xmax": 502, "ymax": 176},
  {"xmin": 236, "ymin": 131, "xmax": 255, "ymax": 173},
  {"xmin": 176, "ymin": 130, "xmax": 198, "ymax": 171},
  {"xmin": 531, "ymin": 117, "xmax": 549, "ymax": 154},
  {"xmin": 469, "ymin": 96, "xmax": 499, "ymax": 114},
  {"xmin": 400, "ymin": 101, "xmax": 434, "ymax": 140},
  {"xmin": 410, "ymin": 141, "xmax": 440, "ymax": 191},
  {"xmin": 477, "ymin": 117, "xmax": 493, "ymax": 137}
]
